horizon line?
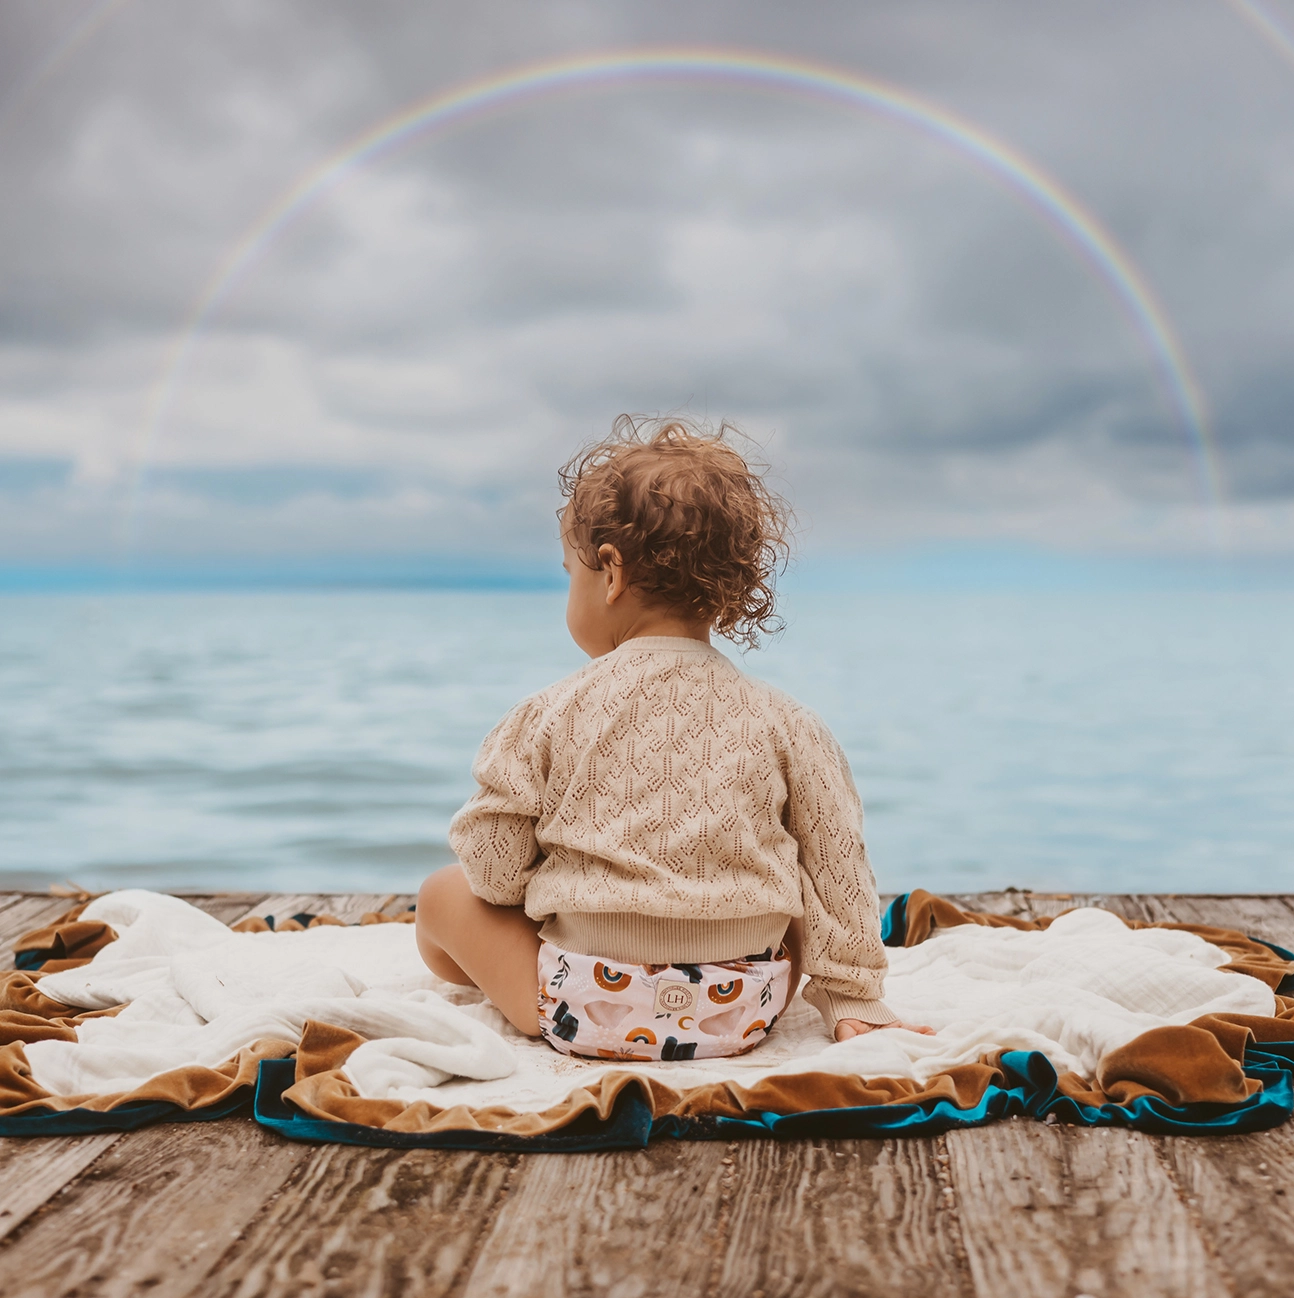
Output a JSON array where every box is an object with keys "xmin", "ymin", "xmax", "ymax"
[{"xmin": 3, "ymin": 548, "xmax": 1292, "ymax": 595}]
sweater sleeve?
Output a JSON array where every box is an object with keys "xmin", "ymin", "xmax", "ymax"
[
  {"xmin": 783, "ymin": 709, "xmax": 897, "ymax": 1033},
  {"xmin": 448, "ymin": 697, "xmax": 548, "ymax": 907}
]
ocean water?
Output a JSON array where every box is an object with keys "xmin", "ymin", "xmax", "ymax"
[{"xmin": 0, "ymin": 588, "xmax": 1291, "ymax": 895}]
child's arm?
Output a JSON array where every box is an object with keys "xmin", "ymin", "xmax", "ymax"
[
  {"xmin": 783, "ymin": 709, "xmax": 898, "ymax": 1034},
  {"xmin": 447, "ymin": 698, "xmax": 547, "ymax": 906}
]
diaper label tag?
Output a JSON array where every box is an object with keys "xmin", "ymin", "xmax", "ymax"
[{"xmin": 654, "ymin": 979, "xmax": 697, "ymax": 1015}]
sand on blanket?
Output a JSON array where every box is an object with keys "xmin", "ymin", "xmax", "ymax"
[{"xmin": 19, "ymin": 891, "xmax": 1274, "ymax": 1117}]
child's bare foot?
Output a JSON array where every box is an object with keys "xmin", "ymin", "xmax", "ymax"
[{"xmin": 835, "ymin": 1019, "xmax": 936, "ymax": 1041}]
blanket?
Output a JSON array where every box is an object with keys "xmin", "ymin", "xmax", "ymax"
[{"xmin": 3, "ymin": 889, "xmax": 1293, "ymax": 1144}]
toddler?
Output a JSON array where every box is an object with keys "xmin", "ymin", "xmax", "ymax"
[{"xmin": 416, "ymin": 418, "xmax": 928, "ymax": 1059}]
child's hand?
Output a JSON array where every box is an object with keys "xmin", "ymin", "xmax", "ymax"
[{"xmin": 835, "ymin": 1019, "xmax": 936, "ymax": 1041}]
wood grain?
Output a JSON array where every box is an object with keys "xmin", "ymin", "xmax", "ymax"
[
  {"xmin": 0, "ymin": 893, "xmax": 77, "ymax": 936},
  {"xmin": 5, "ymin": 889, "xmax": 1294, "ymax": 1298},
  {"xmin": 1022, "ymin": 891, "xmax": 1108, "ymax": 919},
  {"xmin": 238, "ymin": 892, "xmax": 404, "ymax": 927},
  {"xmin": 1135, "ymin": 895, "xmax": 1294, "ymax": 947},
  {"xmin": 180, "ymin": 893, "xmax": 272, "ymax": 925},
  {"xmin": 1154, "ymin": 1124, "xmax": 1294, "ymax": 1298},
  {"xmin": 201, "ymin": 1146, "xmax": 517, "ymax": 1298},
  {"xmin": 460, "ymin": 1141, "xmax": 731, "ymax": 1298},
  {"xmin": 0, "ymin": 890, "xmax": 432, "ymax": 1294},
  {"xmin": 0, "ymin": 893, "xmax": 33, "ymax": 918},
  {"xmin": 0, "ymin": 1135, "xmax": 120, "ymax": 1243},
  {"xmin": 1142, "ymin": 891, "xmax": 1294, "ymax": 1297},
  {"xmin": 946, "ymin": 891, "xmax": 1032, "ymax": 918},
  {"xmin": 0, "ymin": 896, "xmax": 84, "ymax": 971},
  {"xmin": 947, "ymin": 1120, "xmax": 1229, "ymax": 1298},
  {"xmin": 1090, "ymin": 894, "xmax": 1157, "ymax": 923},
  {"xmin": 709, "ymin": 1137, "xmax": 973, "ymax": 1298},
  {"xmin": 0, "ymin": 896, "xmax": 125, "ymax": 1244},
  {"xmin": 0, "ymin": 891, "xmax": 289, "ymax": 1285},
  {"xmin": 0, "ymin": 1119, "xmax": 307, "ymax": 1298}
]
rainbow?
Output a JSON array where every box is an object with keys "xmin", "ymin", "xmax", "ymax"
[
  {"xmin": 128, "ymin": 48, "xmax": 1224, "ymax": 539},
  {"xmin": 1225, "ymin": 0, "xmax": 1294, "ymax": 71},
  {"xmin": 0, "ymin": 0, "xmax": 132, "ymax": 140}
]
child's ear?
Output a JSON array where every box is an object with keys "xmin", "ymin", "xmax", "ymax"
[{"xmin": 598, "ymin": 545, "xmax": 628, "ymax": 603}]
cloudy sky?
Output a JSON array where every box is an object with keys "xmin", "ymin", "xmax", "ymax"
[{"xmin": 1, "ymin": 0, "xmax": 1293, "ymax": 576}]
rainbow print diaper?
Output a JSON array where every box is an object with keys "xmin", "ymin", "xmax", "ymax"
[{"xmin": 536, "ymin": 940, "xmax": 793, "ymax": 1062}]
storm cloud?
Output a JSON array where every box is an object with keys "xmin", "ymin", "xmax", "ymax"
[{"xmin": 1, "ymin": 0, "xmax": 1292, "ymax": 570}]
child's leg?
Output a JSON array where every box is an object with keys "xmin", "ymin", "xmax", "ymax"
[{"xmin": 416, "ymin": 865, "xmax": 542, "ymax": 1036}]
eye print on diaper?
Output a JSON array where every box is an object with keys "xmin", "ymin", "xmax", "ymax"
[
  {"xmin": 593, "ymin": 962, "xmax": 633, "ymax": 992},
  {"xmin": 707, "ymin": 978, "xmax": 744, "ymax": 1004},
  {"xmin": 625, "ymin": 1026, "xmax": 657, "ymax": 1045}
]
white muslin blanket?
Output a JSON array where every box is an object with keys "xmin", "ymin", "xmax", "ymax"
[
  {"xmin": 27, "ymin": 891, "xmax": 1274, "ymax": 1115},
  {"xmin": 30, "ymin": 891, "xmax": 515, "ymax": 1098}
]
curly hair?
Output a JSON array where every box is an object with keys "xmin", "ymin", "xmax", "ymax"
[{"xmin": 558, "ymin": 415, "xmax": 792, "ymax": 650}]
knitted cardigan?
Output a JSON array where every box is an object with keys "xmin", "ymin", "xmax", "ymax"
[{"xmin": 448, "ymin": 636, "xmax": 895, "ymax": 1029}]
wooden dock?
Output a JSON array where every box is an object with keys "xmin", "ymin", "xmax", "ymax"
[{"xmin": 2, "ymin": 888, "xmax": 1293, "ymax": 1298}]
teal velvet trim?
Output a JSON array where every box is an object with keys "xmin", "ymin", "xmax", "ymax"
[
  {"xmin": 0, "ymin": 1084, "xmax": 254, "ymax": 1137},
  {"xmin": 1252, "ymin": 936, "xmax": 1294, "ymax": 962},
  {"xmin": 6, "ymin": 890, "xmax": 1291, "ymax": 1141},
  {"xmin": 245, "ymin": 1043, "xmax": 1294, "ymax": 1148},
  {"xmin": 1247, "ymin": 935, "xmax": 1294, "ymax": 995},
  {"xmin": 880, "ymin": 893, "xmax": 908, "ymax": 947},
  {"xmin": 252, "ymin": 1058, "xmax": 657, "ymax": 1150},
  {"xmin": 712, "ymin": 1047, "xmax": 1292, "ymax": 1140},
  {"xmin": 5, "ymin": 1041, "xmax": 1287, "ymax": 1143}
]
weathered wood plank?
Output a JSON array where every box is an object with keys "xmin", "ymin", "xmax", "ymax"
[
  {"xmin": 709, "ymin": 1137, "xmax": 973, "ymax": 1298},
  {"xmin": 178, "ymin": 893, "xmax": 272, "ymax": 925},
  {"xmin": 5, "ymin": 889, "xmax": 1292, "ymax": 1298},
  {"xmin": 946, "ymin": 891, "xmax": 1031, "ymax": 918},
  {"xmin": 0, "ymin": 1119, "xmax": 308, "ymax": 1298},
  {"xmin": 1014, "ymin": 891, "xmax": 1082, "ymax": 920},
  {"xmin": 200, "ymin": 1146, "xmax": 518, "ymax": 1298},
  {"xmin": 460, "ymin": 1141, "xmax": 731, "ymax": 1298},
  {"xmin": 0, "ymin": 893, "xmax": 35, "ymax": 918},
  {"xmin": 0, "ymin": 1135, "xmax": 121, "ymax": 1244},
  {"xmin": 0, "ymin": 897, "xmax": 82, "ymax": 971},
  {"xmin": 1021, "ymin": 894, "xmax": 1162, "ymax": 926},
  {"xmin": 0, "ymin": 892, "xmax": 281, "ymax": 1261},
  {"xmin": 0, "ymin": 890, "xmax": 427, "ymax": 1292},
  {"xmin": 1154, "ymin": 1125, "xmax": 1294, "ymax": 1298},
  {"xmin": 1136, "ymin": 895, "xmax": 1294, "ymax": 948},
  {"xmin": 236, "ymin": 892, "xmax": 402, "ymax": 927},
  {"xmin": 1092, "ymin": 894, "xmax": 1159, "ymax": 923},
  {"xmin": 0, "ymin": 896, "xmax": 128, "ymax": 1245},
  {"xmin": 1113, "ymin": 895, "xmax": 1164, "ymax": 923},
  {"xmin": 0, "ymin": 894, "xmax": 76, "ymax": 936},
  {"xmin": 946, "ymin": 1120, "xmax": 1229, "ymax": 1298}
]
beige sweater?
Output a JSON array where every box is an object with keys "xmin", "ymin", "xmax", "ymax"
[{"xmin": 448, "ymin": 636, "xmax": 895, "ymax": 1030}]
